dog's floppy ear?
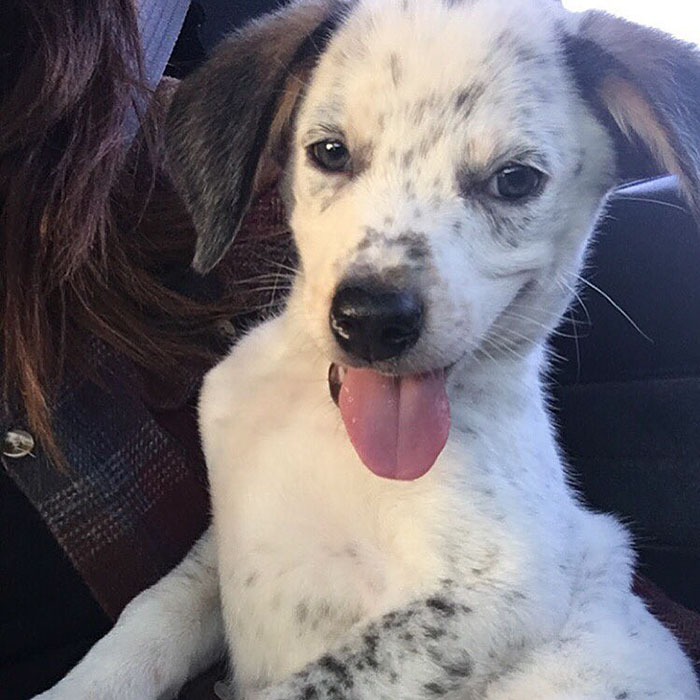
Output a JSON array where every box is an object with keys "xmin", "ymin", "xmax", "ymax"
[
  {"xmin": 166, "ymin": 0, "xmax": 346, "ymax": 273},
  {"xmin": 564, "ymin": 12, "xmax": 700, "ymax": 216}
]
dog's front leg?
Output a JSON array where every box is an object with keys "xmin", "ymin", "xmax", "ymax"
[
  {"xmin": 34, "ymin": 528, "xmax": 224, "ymax": 700},
  {"xmin": 250, "ymin": 587, "xmax": 521, "ymax": 700}
]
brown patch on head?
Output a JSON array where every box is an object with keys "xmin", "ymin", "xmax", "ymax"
[
  {"xmin": 256, "ymin": 59, "xmax": 316, "ymax": 192},
  {"xmin": 599, "ymin": 75, "xmax": 682, "ymax": 181},
  {"xmin": 565, "ymin": 10, "xmax": 700, "ymax": 216},
  {"xmin": 166, "ymin": 0, "xmax": 348, "ymax": 273}
]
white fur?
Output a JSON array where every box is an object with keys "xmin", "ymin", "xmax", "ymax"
[{"xmin": 36, "ymin": 0, "xmax": 699, "ymax": 698}]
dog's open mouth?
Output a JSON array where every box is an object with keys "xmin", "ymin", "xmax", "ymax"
[{"xmin": 328, "ymin": 364, "xmax": 450, "ymax": 481}]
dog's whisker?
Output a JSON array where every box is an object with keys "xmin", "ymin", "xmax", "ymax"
[
  {"xmin": 498, "ymin": 310, "xmax": 586, "ymax": 340},
  {"xmin": 483, "ymin": 334, "xmax": 528, "ymax": 363},
  {"xmin": 613, "ymin": 195, "xmax": 690, "ymax": 215},
  {"xmin": 506, "ymin": 301, "xmax": 590, "ymax": 329},
  {"xmin": 564, "ymin": 272, "xmax": 654, "ymax": 343},
  {"xmin": 556, "ymin": 276, "xmax": 593, "ymax": 329},
  {"xmin": 489, "ymin": 323, "xmax": 536, "ymax": 348}
]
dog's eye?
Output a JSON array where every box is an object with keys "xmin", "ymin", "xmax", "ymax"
[
  {"xmin": 309, "ymin": 140, "xmax": 351, "ymax": 172},
  {"xmin": 490, "ymin": 164, "xmax": 543, "ymax": 200}
]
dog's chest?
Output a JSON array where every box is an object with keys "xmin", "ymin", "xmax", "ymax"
[{"xmin": 207, "ymin": 362, "xmax": 453, "ymax": 685}]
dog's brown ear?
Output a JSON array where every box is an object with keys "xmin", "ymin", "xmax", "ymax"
[
  {"xmin": 166, "ymin": 0, "xmax": 346, "ymax": 273},
  {"xmin": 564, "ymin": 12, "xmax": 700, "ymax": 216}
]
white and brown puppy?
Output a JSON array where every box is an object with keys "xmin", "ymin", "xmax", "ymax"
[{"xmin": 37, "ymin": 0, "xmax": 700, "ymax": 698}]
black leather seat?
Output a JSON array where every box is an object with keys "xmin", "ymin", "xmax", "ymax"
[{"xmin": 550, "ymin": 176, "xmax": 700, "ymax": 611}]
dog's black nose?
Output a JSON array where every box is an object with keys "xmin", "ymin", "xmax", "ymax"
[{"xmin": 330, "ymin": 283, "xmax": 423, "ymax": 362}]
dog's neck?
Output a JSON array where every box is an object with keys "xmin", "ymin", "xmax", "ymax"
[{"xmin": 447, "ymin": 342, "xmax": 549, "ymax": 424}]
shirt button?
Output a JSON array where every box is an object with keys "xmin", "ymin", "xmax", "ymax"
[{"xmin": 2, "ymin": 429, "xmax": 35, "ymax": 458}]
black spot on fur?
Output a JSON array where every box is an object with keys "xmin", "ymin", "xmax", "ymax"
[
  {"xmin": 418, "ymin": 139, "xmax": 431, "ymax": 158},
  {"xmin": 396, "ymin": 232, "xmax": 429, "ymax": 261},
  {"xmin": 424, "ymin": 682, "xmax": 447, "ymax": 695},
  {"xmin": 382, "ymin": 610, "xmax": 414, "ymax": 629},
  {"xmin": 361, "ymin": 631, "xmax": 380, "ymax": 668},
  {"xmin": 402, "ymin": 149, "xmax": 415, "ymax": 168},
  {"xmin": 319, "ymin": 655, "xmax": 353, "ymax": 690},
  {"xmin": 244, "ymin": 572, "xmax": 258, "ymax": 587},
  {"xmin": 443, "ymin": 654, "xmax": 473, "ymax": 678},
  {"xmin": 615, "ymin": 694, "xmax": 629, "ymax": 700},
  {"xmin": 296, "ymin": 602, "xmax": 309, "ymax": 623},
  {"xmin": 424, "ymin": 625, "xmax": 446, "ymax": 639},
  {"xmin": 302, "ymin": 686, "xmax": 318, "ymax": 699},
  {"xmin": 390, "ymin": 53, "xmax": 402, "ymax": 87},
  {"xmin": 454, "ymin": 83, "xmax": 485, "ymax": 117},
  {"xmin": 357, "ymin": 227, "xmax": 383, "ymax": 251},
  {"xmin": 426, "ymin": 596, "xmax": 457, "ymax": 616}
]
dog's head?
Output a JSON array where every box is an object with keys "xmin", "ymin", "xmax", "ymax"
[
  {"xmin": 168, "ymin": 0, "xmax": 699, "ymax": 476},
  {"xmin": 167, "ymin": 0, "xmax": 699, "ymax": 371}
]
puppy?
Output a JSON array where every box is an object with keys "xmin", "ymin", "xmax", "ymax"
[{"xmin": 37, "ymin": 0, "xmax": 700, "ymax": 698}]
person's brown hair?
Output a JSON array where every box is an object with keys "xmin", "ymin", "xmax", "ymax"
[{"xmin": 0, "ymin": 0, "xmax": 290, "ymax": 466}]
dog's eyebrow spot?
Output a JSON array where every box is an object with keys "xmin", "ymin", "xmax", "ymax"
[
  {"xmin": 410, "ymin": 95, "xmax": 439, "ymax": 127},
  {"xmin": 389, "ymin": 53, "xmax": 402, "ymax": 88},
  {"xmin": 454, "ymin": 83, "xmax": 485, "ymax": 116}
]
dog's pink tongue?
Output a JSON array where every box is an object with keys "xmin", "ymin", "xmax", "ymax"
[{"xmin": 338, "ymin": 368, "xmax": 450, "ymax": 480}]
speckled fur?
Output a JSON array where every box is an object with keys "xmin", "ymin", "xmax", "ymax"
[{"xmin": 37, "ymin": 1, "xmax": 700, "ymax": 699}]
